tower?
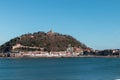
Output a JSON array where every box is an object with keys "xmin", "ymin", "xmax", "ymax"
[
  {"xmin": 47, "ymin": 28, "xmax": 54, "ymax": 35},
  {"xmin": 49, "ymin": 28, "xmax": 52, "ymax": 33}
]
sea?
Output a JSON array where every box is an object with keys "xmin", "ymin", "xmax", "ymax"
[{"xmin": 0, "ymin": 57, "xmax": 120, "ymax": 80}]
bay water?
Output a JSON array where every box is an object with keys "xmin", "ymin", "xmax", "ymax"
[{"xmin": 0, "ymin": 58, "xmax": 120, "ymax": 80}]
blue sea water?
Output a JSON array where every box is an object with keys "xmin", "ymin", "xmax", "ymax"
[{"xmin": 0, "ymin": 58, "xmax": 120, "ymax": 80}]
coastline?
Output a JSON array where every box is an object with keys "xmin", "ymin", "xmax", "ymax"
[{"xmin": 0, "ymin": 53, "xmax": 120, "ymax": 58}]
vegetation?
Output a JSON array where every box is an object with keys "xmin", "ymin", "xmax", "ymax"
[{"xmin": 0, "ymin": 31, "xmax": 87, "ymax": 53}]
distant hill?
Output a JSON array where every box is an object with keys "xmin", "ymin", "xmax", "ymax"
[{"xmin": 0, "ymin": 30, "xmax": 87, "ymax": 53}]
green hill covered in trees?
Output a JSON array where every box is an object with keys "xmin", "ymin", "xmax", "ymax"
[{"xmin": 0, "ymin": 30, "xmax": 87, "ymax": 53}]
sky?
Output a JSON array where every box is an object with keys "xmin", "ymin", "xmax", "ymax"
[{"xmin": 0, "ymin": 0, "xmax": 120, "ymax": 50}]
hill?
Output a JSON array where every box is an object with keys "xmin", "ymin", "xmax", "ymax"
[{"xmin": 0, "ymin": 30, "xmax": 87, "ymax": 53}]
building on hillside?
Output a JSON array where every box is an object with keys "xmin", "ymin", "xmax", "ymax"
[
  {"xmin": 12, "ymin": 43, "xmax": 45, "ymax": 52},
  {"xmin": 73, "ymin": 47, "xmax": 83, "ymax": 55},
  {"xmin": 66, "ymin": 44, "xmax": 73, "ymax": 55},
  {"xmin": 83, "ymin": 47, "xmax": 92, "ymax": 52},
  {"xmin": 12, "ymin": 44, "xmax": 22, "ymax": 50}
]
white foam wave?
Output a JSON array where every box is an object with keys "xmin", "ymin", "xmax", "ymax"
[{"xmin": 115, "ymin": 79, "xmax": 120, "ymax": 80}]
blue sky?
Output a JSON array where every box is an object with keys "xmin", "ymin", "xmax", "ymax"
[{"xmin": 0, "ymin": 0, "xmax": 120, "ymax": 50}]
